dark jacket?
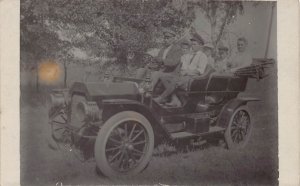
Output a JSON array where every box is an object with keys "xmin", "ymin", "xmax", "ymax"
[{"xmin": 156, "ymin": 44, "xmax": 183, "ymax": 73}]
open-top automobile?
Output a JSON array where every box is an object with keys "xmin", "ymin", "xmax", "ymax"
[{"xmin": 47, "ymin": 58, "xmax": 274, "ymax": 178}]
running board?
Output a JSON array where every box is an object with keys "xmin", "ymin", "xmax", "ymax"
[
  {"xmin": 170, "ymin": 126, "xmax": 225, "ymax": 139},
  {"xmin": 171, "ymin": 131, "xmax": 196, "ymax": 139}
]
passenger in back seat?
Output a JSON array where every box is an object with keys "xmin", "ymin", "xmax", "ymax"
[
  {"xmin": 227, "ymin": 37, "xmax": 252, "ymax": 72},
  {"xmin": 214, "ymin": 43, "xmax": 230, "ymax": 72},
  {"xmin": 153, "ymin": 33, "xmax": 208, "ymax": 105}
]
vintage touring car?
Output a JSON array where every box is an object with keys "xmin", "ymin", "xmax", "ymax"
[{"xmin": 47, "ymin": 58, "xmax": 274, "ymax": 178}]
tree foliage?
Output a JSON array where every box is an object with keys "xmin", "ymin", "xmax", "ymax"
[
  {"xmin": 21, "ymin": 0, "xmax": 194, "ymax": 66},
  {"xmin": 21, "ymin": 0, "xmax": 245, "ymax": 87},
  {"xmin": 173, "ymin": 0, "xmax": 244, "ymax": 47}
]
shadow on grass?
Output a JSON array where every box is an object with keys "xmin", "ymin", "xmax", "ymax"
[{"xmin": 153, "ymin": 136, "xmax": 226, "ymax": 158}]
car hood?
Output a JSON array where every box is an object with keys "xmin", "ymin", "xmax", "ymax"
[{"xmin": 69, "ymin": 81, "xmax": 140, "ymax": 99}]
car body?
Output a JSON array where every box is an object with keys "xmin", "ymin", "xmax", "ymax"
[{"xmin": 47, "ymin": 58, "xmax": 274, "ymax": 178}]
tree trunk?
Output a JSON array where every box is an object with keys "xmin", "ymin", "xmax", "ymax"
[
  {"xmin": 214, "ymin": 5, "xmax": 233, "ymax": 47},
  {"xmin": 64, "ymin": 62, "xmax": 67, "ymax": 88},
  {"xmin": 215, "ymin": 12, "xmax": 229, "ymax": 47}
]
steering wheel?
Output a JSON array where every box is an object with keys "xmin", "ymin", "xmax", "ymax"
[{"xmin": 142, "ymin": 53, "xmax": 163, "ymax": 71}]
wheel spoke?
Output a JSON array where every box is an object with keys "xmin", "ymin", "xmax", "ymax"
[
  {"xmin": 128, "ymin": 123, "xmax": 137, "ymax": 140},
  {"xmin": 132, "ymin": 140, "xmax": 146, "ymax": 146},
  {"xmin": 240, "ymin": 116, "xmax": 246, "ymax": 124},
  {"xmin": 231, "ymin": 129, "xmax": 238, "ymax": 138},
  {"xmin": 108, "ymin": 137, "xmax": 122, "ymax": 145},
  {"xmin": 241, "ymin": 128, "xmax": 247, "ymax": 136},
  {"xmin": 237, "ymin": 131, "xmax": 244, "ymax": 142},
  {"xmin": 122, "ymin": 151, "xmax": 130, "ymax": 170},
  {"xmin": 239, "ymin": 111, "xmax": 245, "ymax": 119},
  {"xmin": 235, "ymin": 131, "xmax": 240, "ymax": 143},
  {"xmin": 239, "ymin": 130, "xmax": 245, "ymax": 141},
  {"xmin": 237, "ymin": 132, "xmax": 242, "ymax": 143},
  {"xmin": 109, "ymin": 150, "xmax": 122, "ymax": 163},
  {"xmin": 131, "ymin": 147, "xmax": 145, "ymax": 155},
  {"xmin": 231, "ymin": 123, "xmax": 238, "ymax": 129},
  {"xmin": 233, "ymin": 116, "xmax": 240, "ymax": 125},
  {"xmin": 124, "ymin": 122, "xmax": 128, "ymax": 138},
  {"xmin": 244, "ymin": 118, "xmax": 250, "ymax": 128},
  {"xmin": 131, "ymin": 152, "xmax": 144, "ymax": 158},
  {"xmin": 106, "ymin": 145, "xmax": 122, "ymax": 152},
  {"xmin": 117, "ymin": 151, "xmax": 125, "ymax": 168},
  {"xmin": 131, "ymin": 129, "xmax": 144, "ymax": 142},
  {"xmin": 233, "ymin": 131, "xmax": 239, "ymax": 142},
  {"xmin": 115, "ymin": 128, "xmax": 123, "ymax": 139},
  {"xmin": 128, "ymin": 151, "xmax": 137, "ymax": 163}
]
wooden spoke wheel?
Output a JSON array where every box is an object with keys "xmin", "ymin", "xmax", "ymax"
[
  {"xmin": 224, "ymin": 106, "xmax": 253, "ymax": 149},
  {"xmin": 94, "ymin": 111, "xmax": 154, "ymax": 178},
  {"xmin": 51, "ymin": 110, "xmax": 68, "ymax": 141},
  {"xmin": 47, "ymin": 106, "xmax": 72, "ymax": 149}
]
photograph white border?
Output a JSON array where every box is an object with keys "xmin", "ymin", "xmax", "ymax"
[{"xmin": 0, "ymin": 0, "xmax": 299, "ymax": 185}]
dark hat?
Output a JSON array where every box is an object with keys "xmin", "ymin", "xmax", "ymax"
[
  {"xmin": 163, "ymin": 28, "xmax": 176, "ymax": 37},
  {"xmin": 203, "ymin": 43, "xmax": 214, "ymax": 49},
  {"xmin": 190, "ymin": 33, "xmax": 204, "ymax": 45},
  {"xmin": 218, "ymin": 43, "xmax": 229, "ymax": 51},
  {"xmin": 180, "ymin": 39, "xmax": 190, "ymax": 47}
]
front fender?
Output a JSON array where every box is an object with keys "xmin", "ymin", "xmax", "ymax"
[
  {"xmin": 102, "ymin": 99, "xmax": 158, "ymax": 124},
  {"xmin": 101, "ymin": 99, "xmax": 170, "ymax": 140},
  {"xmin": 217, "ymin": 97, "xmax": 260, "ymax": 128}
]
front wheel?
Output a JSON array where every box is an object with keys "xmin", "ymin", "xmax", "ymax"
[
  {"xmin": 224, "ymin": 105, "xmax": 253, "ymax": 149},
  {"xmin": 94, "ymin": 111, "xmax": 154, "ymax": 178}
]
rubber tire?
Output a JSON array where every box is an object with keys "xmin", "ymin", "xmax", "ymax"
[
  {"xmin": 224, "ymin": 105, "xmax": 253, "ymax": 150},
  {"xmin": 94, "ymin": 111, "xmax": 154, "ymax": 178},
  {"xmin": 70, "ymin": 95, "xmax": 87, "ymax": 129}
]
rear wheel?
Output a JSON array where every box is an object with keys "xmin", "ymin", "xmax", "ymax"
[
  {"xmin": 47, "ymin": 105, "xmax": 71, "ymax": 150},
  {"xmin": 224, "ymin": 105, "xmax": 253, "ymax": 149},
  {"xmin": 94, "ymin": 111, "xmax": 154, "ymax": 178}
]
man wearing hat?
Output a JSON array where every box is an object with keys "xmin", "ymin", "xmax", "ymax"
[
  {"xmin": 136, "ymin": 28, "xmax": 183, "ymax": 88},
  {"xmin": 156, "ymin": 29, "xmax": 183, "ymax": 72},
  {"xmin": 154, "ymin": 33, "xmax": 209, "ymax": 104},
  {"xmin": 214, "ymin": 42, "xmax": 230, "ymax": 72}
]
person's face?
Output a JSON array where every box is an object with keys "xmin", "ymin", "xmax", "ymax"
[
  {"xmin": 191, "ymin": 41, "xmax": 202, "ymax": 52},
  {"xmin": 237, "ymin": 40, "xmax": 246, "ymax": 52},
  {"xmin": 181, "ymin": 45, "xmax": 190, "ymax": 54},
  {"xmin": 163, "ymin": 34, "xmax": 175, "ymax": 46},
  {"xmin": 219, "ymin": 50, "xmax": 228, "ymax": 59},
  {"xmin": 203, "ymin": 48, "xmax": 212, "ymax": 57}
]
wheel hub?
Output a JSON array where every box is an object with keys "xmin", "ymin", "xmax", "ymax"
[{"xmin": 122, "ymin": 141, "xmax": 134, "ymax": 151}]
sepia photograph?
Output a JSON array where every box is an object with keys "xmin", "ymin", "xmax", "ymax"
[{"xmin": 19, "ymin": 0, "xmax": 279, "ymax": 185}]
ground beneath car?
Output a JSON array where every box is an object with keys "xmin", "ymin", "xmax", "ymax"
[{"xmin": 20, "ymin": 75, "xmax": 278, "ymax": 185}]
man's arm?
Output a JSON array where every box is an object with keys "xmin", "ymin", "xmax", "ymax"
[{"xmin": 195, "ymin": 53, "xmax": 208, "ymax": 74}]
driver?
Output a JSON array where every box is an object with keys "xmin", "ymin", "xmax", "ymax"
[
  {"xmin": 154, "ymin": 33, "xmax": 208, "ymax": 104},
  {"xmin": 136, "ymin": 28, "xmax": 183, "ymax": 89}
]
